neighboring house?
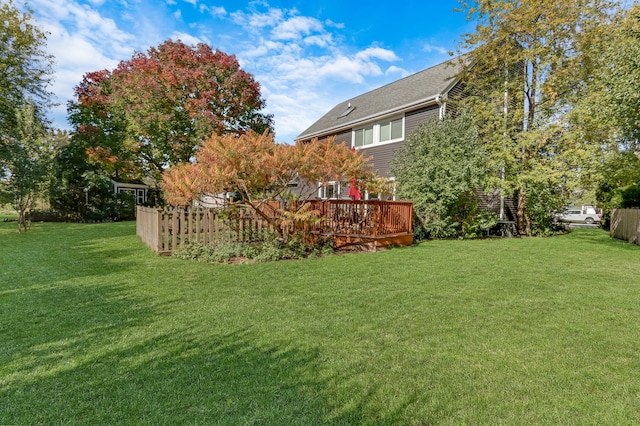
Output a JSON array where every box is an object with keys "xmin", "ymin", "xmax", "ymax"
[
  {"xmin": 295, "ymin": 55, "xmax": 516, "ymax": 222},
  {"xmin": 111, "ymin": 178, "xmax": 148, "ymax": 205},
  {"xmin": 195, "ymin": 192, "xmax": 237, "ymax": 208}
]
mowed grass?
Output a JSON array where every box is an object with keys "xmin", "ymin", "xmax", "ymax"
[{"xmin": 1, "ymin": 221, "xmax": 639, "ymax": 425}]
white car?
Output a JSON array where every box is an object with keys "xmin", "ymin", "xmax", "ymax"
[{"xmin": 557, "ymin": 207, "xmax": 602, "ymax": 224}]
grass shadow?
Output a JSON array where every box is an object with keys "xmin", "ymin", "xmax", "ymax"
[
  {"xmin": 0, "ymin": 221, "xmax": 147, "ymax": 289},
  {"xmin": 1, "ymin": 324, "xmax": 400, "ymax": 424}
]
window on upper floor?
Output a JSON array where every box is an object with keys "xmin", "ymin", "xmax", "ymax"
[
  {"xmin": 353, "ymin": 117, "xmax": 404, "ymax": 148},
  {"xmin": 353, "ymin": 125, "xmax": 374, "ymax": 147}
]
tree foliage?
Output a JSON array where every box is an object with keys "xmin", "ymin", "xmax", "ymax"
[
  {"xmin": 0, "ymin": 1, "xmax": 54, "ymax": 231},
  {"xmin": 455, "ymin": 0, "xmax": 619, "ymax": 235},
  {"xmin": 0, "ymin": 0, "xmax": 53, "ymax": 139},
  {"xmin": 572, "ymin": 4, "xmax": 640, "ymax": 150},
  {"xmin": 0, "ymin": 102, "xmax": 50, "ymax": 232},
  {"xmin": 67, "ymin": 70, "xmax": 134, "ymax": 177},
  {"xmin": 566, "ymin": 3, "xmax": 640, "ymax": 224},
  {"xmin": 67, "ymin": 40, "xmax": 273, "ymax": 183},
  {"xmin": 391, "ymin": 113, "xmax": 493, "ymax": 239},
  {"xmin": 593, "ymin": 151, "xmax": 640, "ymax": 228},
  {"xmin": 162, "ymin": 130, "xmax": 374, "ymax": 240}
]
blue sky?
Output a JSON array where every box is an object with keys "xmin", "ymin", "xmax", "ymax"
[{"xmin": 24, "ymin": 0, "xmax": 476, "ymax": 142}]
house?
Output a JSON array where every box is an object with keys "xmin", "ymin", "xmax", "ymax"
[
  {"xmin": 111, "ymin": 178, "xmax": 148, "ymax": 205},
  {"xmin": 295, "ymin": 56, "xmax": 466, "ymax": 200},
  {"xmin": 295, "ymin": 55, "xmax": 517, "ymax": 223}
]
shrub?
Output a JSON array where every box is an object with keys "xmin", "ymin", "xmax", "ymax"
[
  {"xmin": 392, "ymin": 113, "xmax": 490, "ymax": 240},
  {"xmin": 461, "ymin": 210, "xmax": 499, "ymax": 239},
  {"xmin": 173, "ymin": 231, "xmax": 334, "ymax": 264},
  {"xmin": 620, "ymin": 183, "xmax": 640, "ymax": 208}
]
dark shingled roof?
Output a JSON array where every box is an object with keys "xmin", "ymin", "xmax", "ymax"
[{"xmin": 296, "ymin": 56, "xmax": 465, "ymax": 141}]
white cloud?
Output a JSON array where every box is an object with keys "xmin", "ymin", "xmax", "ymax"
[
  {"xmin": 385, "ymin": 65, "xmax": 410, "ymax": 79},
  {"xmin": 260, "ymin": 90, "xmax": 336, "ymax": 142},
  {"xmin": 202, "ymin": 5, "xmax": 226, "ymax": 17},
  {"xmin": 241, "ymin": 39, "xmax": 283, "ymax": 59},
  {"xmin": 324, "ymin": 19, "xmax": 344, "ymax": 29},
  {"xmin": 170, "ymin": 32, "xmax": 206, "ymax": 46},
  {"xmin": 355, "ymin": 47, "xmax": 399, "ymax": 62},
  {"xmin": 25, "ymin": 0, "xmax": 427, "ymax": 142},
  {"xmin": 241, "ymin": 39, "xmax": 403, "ymax": 141},
  {"xmin": 215, "ymin": 5, "xmax": 404, "ymax": 141},
  {"xmin": 231, "ymin": 7, "xmax": 284, "ymax": 30},
  {"xmin": 21, "ymin": 0, "xmax": 141, "ymax": 129},
  {"xmin": 271, "ymin": 16, "xmax": 324, "ymax": 41},
  {"xmin": 41, "ymin": 25, "xmax": 120, "ymax": 126},
  {"xmin": 422, "ymin": 43, "xmax": 449, "ymax": 55},
  {"xmin": 303, "ymin": 34, "xmax": 333, "ymax": 48},
  {"xmin": 318, "ymin": 55, "xmax": 380, "ymax": 83}
]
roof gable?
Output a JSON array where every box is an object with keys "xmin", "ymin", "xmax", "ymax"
[{"xmin": 296, "ymin": 56, "xmax": 465, "ymax": 141}]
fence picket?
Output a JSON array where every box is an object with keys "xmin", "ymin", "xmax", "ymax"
[{"xmin": 611, "ymin": 208, "xmax": 640, "ymax": 245}]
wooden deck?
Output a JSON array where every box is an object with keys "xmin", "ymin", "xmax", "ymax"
[
  {"xmin": 304, "ymin": 200, "xmax": 413, "ymax": 251},
  {"xmin": 332, "ymin": 232, "xmax": 414, "ymax": 252},
  {"xmin": 137, "ymin": 200, "xmax": 413, "ymax": 255}
]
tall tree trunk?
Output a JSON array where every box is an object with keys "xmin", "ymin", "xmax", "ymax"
[
  {"xmin": 517, "ymin": 189, "xmax": 527, "ymax": 236},
  {"xmin": 16, "ymin": 194, "xmax": 25, "ymax": 233}
]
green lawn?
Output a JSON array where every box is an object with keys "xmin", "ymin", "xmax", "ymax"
[
  {"xmin": 1, "ymin": 221, "xmax": 639, "ymax": 425},
  {"xmin": 0, "ymin": 206, "xmax": 17, "ymax": 222}
]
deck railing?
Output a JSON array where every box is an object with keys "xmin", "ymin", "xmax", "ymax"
[
  {"xmin": 304, "ymin": 200, "xmax": 413, "ymax": 236},
  {"xmin": 137, "ymin": 200, "xmax": 413, "ymax": 255}
]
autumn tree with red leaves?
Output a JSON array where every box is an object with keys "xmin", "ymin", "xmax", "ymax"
[
  {"xmin": 162, "ymin": 130, "xmax": 374, "ymax": 240},
  {"xmin": 67, "ymin": 40, "xmax": 273, "ymax": 183},
  {"xmin": 67, "ymin": 70, "xmax": 134, "ymax": 177}
]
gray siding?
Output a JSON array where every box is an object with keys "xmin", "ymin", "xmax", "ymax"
[
  {"xmin": 405, "ymin": 105, "xmax": 440, "ymax": 136},
  {"xmin": 333, "ymin": 129, "xmax": 352, "ymax": 147},
  {"xmin": 360, "ymin": 141, "xmax": 406, "ymax": 178},
  {"xmin": 301, "ymin": 129, "xmax": 352, "ymax": 147},
  {"xmin": 444, "ymin": 80, "xmax": 466, "ymax": 117},
  {"xmin": 360, "ymin": 105, "xmax": 440, "ymax": 178}
]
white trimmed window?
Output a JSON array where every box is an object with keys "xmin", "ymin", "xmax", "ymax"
[
  {"xmin": 136, "ymin": 189, "xmax": 146, "ymax": 205},
  {"xmin": 318, "ymin": 181, "xmax": 341, "ymax": 199},
  {"xmin": 353, "ymin": 117, "xmax": 403, "ymax": 148}
]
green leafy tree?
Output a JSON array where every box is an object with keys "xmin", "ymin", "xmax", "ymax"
[
  {"xmin": 455, "ymin": 0, "xmax": 619, "ymax": 235},
  {"xmin": 583, "ymin": 4, "xmax": 640, "ymax": 148},
  {"xmin": 0, "ymin": 0, "xmax": 53, "ymax": 139},
  {"xmin": 391, "ymin": 113, "xmax": 492, "ymax": 239},
  {"xmin": 0, "ymin": 1, "xmax": 54, "ymax": 230},
  {"xmin": 570, "ymin": 4, "xmax": 640, "ymax": 228},
  {"xmin": 594, "ymin": 151, "xmax": 640, "ymax": 228},
  {"xmin": 66, "ymin": 70, "xmax": 150, "ymax": 181},
  {"xmin": 48, "ymin": 127, "xmax": 138, "ymax": 222},
  {"xmin": 0, "ymin": 102, "xmax": 49, "ymax": 232}
]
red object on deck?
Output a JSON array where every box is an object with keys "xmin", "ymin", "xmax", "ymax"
[{"xmin": 348, "ymin": 177, "xmax": 361, "ymax": 200}]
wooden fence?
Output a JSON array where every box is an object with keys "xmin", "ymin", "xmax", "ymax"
[
  {"xmin": 610, "ymin": 208, "xmax": 640, "ymax": 245},
  {"xmin": 136, "ymin": 206, "xmax": 272, "ymax": 255},
  {"xmin": 136, "ymin": 200, "xmax": 413, "ymax": 255}
]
